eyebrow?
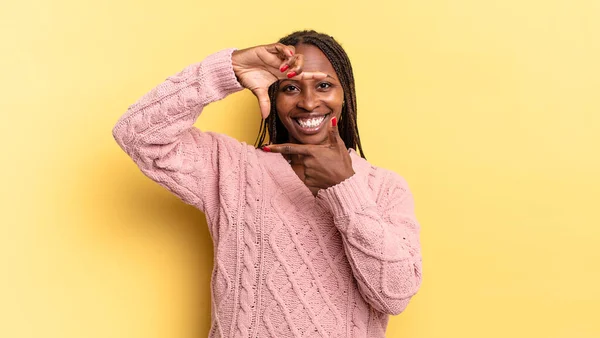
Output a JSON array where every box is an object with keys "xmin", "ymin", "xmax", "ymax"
[{"xmin": 283, "ymin": 74, "xmax": 336, "ymax": 82}]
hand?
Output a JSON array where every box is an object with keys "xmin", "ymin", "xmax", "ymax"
[
  {"xmin": 266, "ymin": 117, "xmax": 355, "ymax": 191},
  {"xmin": 232, "ymin": 43, "xmax": 327, "ymax": 119}
]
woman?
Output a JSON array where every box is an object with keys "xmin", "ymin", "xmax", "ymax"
[{"xmin": 113, "ymin": 30, "xmax": 422, "ymax": 338}]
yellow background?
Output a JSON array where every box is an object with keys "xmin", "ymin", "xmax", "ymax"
[{"xmin": 1, "ymin": 0, "xmax": 599, "ymax": 337}]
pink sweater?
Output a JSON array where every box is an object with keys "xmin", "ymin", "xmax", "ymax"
[{"xmin": 113, "ymin": 49, "xmax": 422, "ymax": 338}]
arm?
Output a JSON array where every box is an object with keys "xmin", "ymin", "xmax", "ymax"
[
  {"xmin": 112, "ymin": 49, "xmax": 244, "ymax": 215},
  {"xmin": 317, "ymin": 170, "xmax": 422, "ymax": 315}
]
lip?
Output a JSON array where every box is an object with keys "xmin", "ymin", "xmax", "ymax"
[
  {"xmin": 292, "ymin": 113, "xmax": 330, "ymax": 135},
  {"xmin": 291, "ymin": 112, "xmax": 330, "ymax": 119}
]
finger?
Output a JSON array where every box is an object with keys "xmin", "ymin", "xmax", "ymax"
[
  {"xmin": 287, "ymin": 45, "xmax": 296, "ymax": 56},
  {"xmin": 279, "ymin": 54, "xmax": 297, "ymax": 73},
  {"xmin": 328, "ymin": 116, "xmax": 340, "ymax": 145},
  {"xmin": 285, "ymin": 55, "xmax": 325, "ymax": 80},
  {"xmin": 284, "ymin": 54, "xmax": 304, "ymax": 78},
  {"xmin": 288, "ymin": 71, "xmax": 328, "ymax": 81},
  {"xmin": 251, "ymin": 87, "xmax": 271, "ymax": 119},
  {"xmin": 303, "ymin": 174, "xmax": 324, "ymax": 190},
  {"xmin": 304, "ymin": 168, "xmax": 317, "ymax": 182},
  {"xmin": 264, "ymin": 43, "xmax": 295, "ymax": 60},
  {"xmin": 266, "ymin": 143, "xmax": 313, "ymax": 155}
]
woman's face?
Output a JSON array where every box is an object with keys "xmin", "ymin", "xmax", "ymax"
[{"xmin": 275, "ymin": 43, "xmax": 344, "ymax": 145}]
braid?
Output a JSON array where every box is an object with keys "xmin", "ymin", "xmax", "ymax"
[{"xmin": 254, "ymin": 30, "xmax": 366, "ymax": 159}]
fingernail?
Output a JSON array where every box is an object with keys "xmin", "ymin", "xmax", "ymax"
[
  {"xmin": 289, "ymin": 50, "xmax": 294, "ymax": 56},
  {"xmin": 332, "ymin": 117, "xmax": 337, "ymax": 127},
  {"xmin": 287, "ymin": 71, "xmax": 297, "ymax": 78},
  {"xmin": 262, "ymin": 146, "xmax": 271, "ymax": 152},
  {"xmin": 280, "ymin": 65, "xmax": 289, "ymax": 72}
]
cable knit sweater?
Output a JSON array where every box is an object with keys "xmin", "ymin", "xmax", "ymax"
[{"xmin": 112, "ymin": 49, "xmax": 422, "ymax": 338}]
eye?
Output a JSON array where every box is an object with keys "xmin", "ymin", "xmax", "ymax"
[
  {"xmin": 282, "ymin": 85, "xmax": 299, "ymax": 92},
  {"xmin": 318, "ymin": 82, "xmax": 332, "ymax": 90}
]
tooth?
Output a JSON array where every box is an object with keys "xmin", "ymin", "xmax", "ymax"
[{"xmin": 298, "ymin": 116, "xmax": 325, "ymax": 128}]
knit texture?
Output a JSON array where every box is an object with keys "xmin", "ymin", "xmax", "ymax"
[{"xmin": 112, "ymin": 49, "xmax": 422, "ymax": 338}]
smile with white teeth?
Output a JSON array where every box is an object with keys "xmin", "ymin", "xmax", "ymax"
[{"xmin": 295, "ymin": 114, "xmax": 329, "ymax": 129}]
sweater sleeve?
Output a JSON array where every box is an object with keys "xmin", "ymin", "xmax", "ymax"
[
  {"xmin": 316, "ymin": 170, "xmax": 422, "ymax": 315},
  {"xmin": 112, "ymin": 48, "xmax": 244, "ymax": 218}
]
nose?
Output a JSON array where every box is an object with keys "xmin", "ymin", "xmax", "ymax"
[{"xmin": 296, "ymin": 88, "xmax": 319, "ymax": 111}]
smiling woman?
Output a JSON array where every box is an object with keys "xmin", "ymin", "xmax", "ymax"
[
  {"xmin": 276, "ymin": 44, "xmax": 343, "ymax": 141},
  {"xmin": 256, "ymin": 31, "xmax": 365, "ymax": 157},
  {"xmin": 112, "ymin": 30, "xmax": 422, "ymax": 337},
  {"xmin": 275, "ymin": 44, "xmax": 344, "ymax": 143}
]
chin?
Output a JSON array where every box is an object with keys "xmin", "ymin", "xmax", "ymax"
[{"xmin": 293, "ymin": 133, "xmax": 328, "ymax": 145}]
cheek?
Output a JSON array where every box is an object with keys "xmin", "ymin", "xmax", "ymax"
[
  {"xmin": 327, "ymin": 90, "xmax": 344, "ymax": 110},
  {"xmin": 275, "ymin": 95, "xmax": 292, "ymax": 117}
]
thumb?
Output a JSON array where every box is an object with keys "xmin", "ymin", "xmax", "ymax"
[
  {"xmin": 328, "ymin": 116, "xmax": 340, "ymax": 145},
  {"xmin": 252, "ymin": 87, "xmax": 271, "ymax": 119}
]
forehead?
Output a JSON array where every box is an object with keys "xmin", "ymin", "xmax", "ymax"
[{"xmin": 295, "ymin": 44, "xmax": 337, "ymax": 78}]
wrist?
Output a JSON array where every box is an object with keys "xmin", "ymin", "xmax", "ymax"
[
  {"xmin": 318, "ymin": 173, "xmax": 374, "ymax": 225},
  {"xmin": 329, "ymin": 169, "xmax": 355, "ymax": 188},
  {"xmin": 231, "ymin": 50, "xmax": 242, "ymax": 80},
  {"xmin": 231, "ymin": 49, "xmax": 241, "ymax": 67}
]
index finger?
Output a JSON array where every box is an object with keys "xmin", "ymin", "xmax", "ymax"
[
  {"xmin": 288, "ymin": 71, "xmax": 328, "ymax": 81},
  {"xmin": 264, "ymin": 43, "xmax": 295, "ymax": 59},
  {"xmin": 265, "ymin": 143, "xmax": 313, "ymax": 155}
]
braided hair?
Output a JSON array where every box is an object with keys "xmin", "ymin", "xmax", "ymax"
[{"xmin": 254, "ymin": 30, "xmax": 366, "ymax": 159}]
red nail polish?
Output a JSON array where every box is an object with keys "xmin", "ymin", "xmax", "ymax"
[
  {"xmin": 289, "ymin": 50, "xmax": 294, "ymax": 56},
  {"xmin": 262, "ymin": 146, "xmax": 271, "ymax": 152},
  {"xmin": 280, "ymin": 65, "xmax": 289, "ymax": 72},
  {"xmin": 287, "ymin": 71, "xmax": 297, "ymax": 78},
  {"xmin": 332, "ymin": 117, "xmax": 337, "ymax": 127}
]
